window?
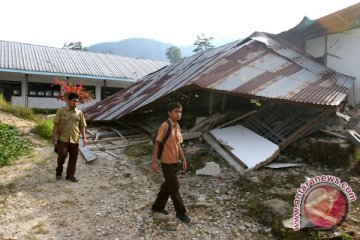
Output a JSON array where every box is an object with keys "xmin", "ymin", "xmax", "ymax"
[
  {"xmin": 0, "ymin": 80, "xmax": 21, "ymax": 102},
  {"xmin": 83, "ymin": 85, "xmax": 96, "ymax": 99},
  {"xmin": 28, "ymin": 82, "xmax": 60, "ymax": 98},
  {"xmin": 101, "ymin": 86, "xmax": 124, "ymax": 100}
]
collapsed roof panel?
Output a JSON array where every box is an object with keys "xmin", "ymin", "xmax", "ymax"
[{"xmin": 84, "ymin": 32, "xmax": 354, "ymax": 122}]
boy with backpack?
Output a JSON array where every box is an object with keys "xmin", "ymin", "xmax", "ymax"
[{"xmin": 150, "ymin": 102, "xmax": 191, "ymax": 223}]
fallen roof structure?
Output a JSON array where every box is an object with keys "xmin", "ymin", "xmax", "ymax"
[
  {"xmin": 83, "ymin": 31, "xmax": 354, "ymax": 172},
  {"xmin": 84, "ymin": 31, "xmax": 353, "ymax": 122}
]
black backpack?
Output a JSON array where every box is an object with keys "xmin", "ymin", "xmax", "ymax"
[{"xmin": 153, "ymin": 120, "xmax": 172, "ymax": 159}]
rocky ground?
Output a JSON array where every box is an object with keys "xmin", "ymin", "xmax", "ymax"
[{"xmin": 0, "ymin": 110, "xmax": 360, "ymax": 240}]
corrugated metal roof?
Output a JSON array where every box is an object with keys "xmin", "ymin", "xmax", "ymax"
[
  {"xmin": 278, "ymin": 3, "xmax": 360, "ymax": 47},
  {"xmin": 0, "ymin": 40, "xmax": 168, "ymax": 81},
  {"xmin": 84, "ymin": 32, "xmax": 354, "ymax": 122}
]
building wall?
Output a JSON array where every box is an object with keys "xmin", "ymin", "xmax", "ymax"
[
  {"xmin": 0, "ymin": 72, "xmax": 132, "ymax": 109},
  {"xmin": 306, "ymin": 28, "xmax": 360, "ymax": 105}
]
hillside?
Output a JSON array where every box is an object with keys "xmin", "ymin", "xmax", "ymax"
[
  {"xmin": 86, "ymin": 38, "xmax": 194, "ymax": 61},
  {"xmin": 85, "ymin": 37, "xmax": 240, "ymax": 62}
]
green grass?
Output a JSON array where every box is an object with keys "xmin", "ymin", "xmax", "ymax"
[
  {"xmin": 0, "ymin": 123, "xmax": 31, "ymax": 166},
  {"xmin": 31, "ymin": 117, "xmax": 54, "ymax": 140},
  {"xmin": 0, "ymin": 93, "xmax": 40, "ymax": 122}
]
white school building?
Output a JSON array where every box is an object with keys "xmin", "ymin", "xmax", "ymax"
[{"xmin": 0, "ymin": 40, "xmax": 168, "ymax": 109}]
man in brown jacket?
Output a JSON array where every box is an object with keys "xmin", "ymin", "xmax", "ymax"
[
  {"xmin": 53, "ymin": 92, "xmax": 87, "ymax": 182},
  {"xmin": 151, "ymin": 102, "xmax": 190, "ymax": 223}
]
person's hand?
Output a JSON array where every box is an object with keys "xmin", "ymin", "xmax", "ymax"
[
  {"xmin": 83, "ymin": 138, "xmax": 88, "ymax": 146},
  {"xmin": 151, "ymin": 159, "xmax": 159, "ymax": 172},
  {"xmin": 52, "ymin": 137, "xmax": 58, "ymax": 145},
  {"xmin": 182, "ymin": 159, "xmax": 187, "ymax": 174}
]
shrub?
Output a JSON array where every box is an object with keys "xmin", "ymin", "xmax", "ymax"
[
  {"xmin": 0, "ymin": 123, "xmax": 30, "ymax": 166},
  {"xmin": 0, "ymin": 93, "xmax": 40, "ymax": 122},
  {"xmin": 31, "ymin": 117, "xmax": 54, "ymax": 140}
]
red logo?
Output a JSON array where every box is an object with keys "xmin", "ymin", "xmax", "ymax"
[{"xmin": 303, "ymin": 185, "xmax": 348, "ymax": 230}]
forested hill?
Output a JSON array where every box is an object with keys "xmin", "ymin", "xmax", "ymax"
[{"xmin": 85, "ymin": 38, "xmax": 193, "ymax": 61}]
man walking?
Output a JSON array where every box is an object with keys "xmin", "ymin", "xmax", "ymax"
[
  {"xmin": 151, "ymin": 102, "xmax": 190, "ymax": 223},
  {"xmin": 53, "ymin": 92, "xmax": 87, "ymax": 182}
]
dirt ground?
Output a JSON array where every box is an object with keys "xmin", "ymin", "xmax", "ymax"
[
  {"xmin": 1, "ymin": 110, "xmax": 359, "ymax": 240},
  {"xmin": 0, "ymin": 111, "xmax": 270, "ymax": 240}
]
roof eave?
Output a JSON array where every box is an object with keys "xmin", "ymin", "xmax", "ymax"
[{"xmin": 0, "ymin": 68, "xmax": 135, "ymax": 82}]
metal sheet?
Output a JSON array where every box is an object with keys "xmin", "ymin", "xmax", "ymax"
[
  {"xmin": 209, "ymin": 124, "xmax": 280, "ymax": 169},
  {"xmin": 0, "ymin": 40, "xmax": 168, "ymax": 80},
  {"xmin": 278, "ymin": 3, "xmax": 360, "ymax": 47},
  {"xmin": 84, "ymin": 32, "xmax": 354, "ymax": 122}
]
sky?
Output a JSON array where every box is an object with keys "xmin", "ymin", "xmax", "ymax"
[{"xmin": 1, "ymin": 0, "xmax": 359, "ymax": 48}]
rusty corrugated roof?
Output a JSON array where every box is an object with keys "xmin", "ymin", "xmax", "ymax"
[
  {"xmin": 84, "ymin": 32, "xmax": 354, "ymax": 122},
  {"xmin": 0, "ymin": 40, "xmax": 168, "ymax": 81},
  {"xmin": 278, "ymin": 3, "xmax": 360, "ymax": 47}
]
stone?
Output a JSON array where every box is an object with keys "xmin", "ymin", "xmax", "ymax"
[
  {"xmin": 249, "ymin": 176, "xmax": 260, "ymax": 183},
  {"xmin": 245, "ymin": 222, "xmax": 252, "ymax": 228},
  {"xmin": 196, "ymin": 162, "xmax": 221, "ymax": 176},
  {"xmin": 194, "ymin": 202, "xmax": 213, "ymax": 208},
  {"xmin": 260, "ymin": 199, "xmax": 291, "ymax": 224},
  {"xmin": 282, "ymin": 217, "xmax": 293, "ymax": 229}
]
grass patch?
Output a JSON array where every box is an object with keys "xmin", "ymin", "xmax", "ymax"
[
  {"xmin": 0, "ymin": 93, "xmax": 40, "ymax": 122},
  {"xmin": 0, "ymin": 123, "xmax": 31, "ymax": 166},
  {"xmin": 60, "ymin": 199, "xmax": 76, "ymax": 205},
  {"xmin": 32, "ymin": 222, "xmax": 49, "ymax": 235},
  {"xmin": 124, "ymin": 143, "xmax": 153, "ymax": 157},
  {"xmin": 31, "ymin": 117, "xmax": 54, "ymax": 140}
]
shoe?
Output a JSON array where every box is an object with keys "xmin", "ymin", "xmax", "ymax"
[
  {"xmin": 56, "ymin": 173, "xmax": 61, "ymax": 180},
  {"xmin": 151, "ymin": 207, "xmax": 169, "ymax": 215},
  {"xmin": 65, "ymin": 175, "xmax": 78, "ymax": 182},
  {"xmin": 176, "ymin": 214, "xmax": 191, "ymax": 223}
]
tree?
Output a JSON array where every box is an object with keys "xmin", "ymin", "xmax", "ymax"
[
  {"xmin": 52, "ymin": 78, "xmax": 93, "ymax": 103},
  {"xmin": 63, "ymin": 42, "xmax": 85, "ymax": 51},
  {"xmin": 193, "ymin": 34, "xmax": 214, "ymax": 54},
  {"xmin": 166, "ymin": 46, "xmax": 182, "ymax": 63}
]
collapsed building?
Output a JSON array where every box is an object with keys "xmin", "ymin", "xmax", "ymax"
[{"xmin": 83, "ymin": 32, "xmax": 354, "ymax": 173}]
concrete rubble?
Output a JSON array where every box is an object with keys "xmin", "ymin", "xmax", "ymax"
[{"xmin": 195, "ymin": 162, "xmax": 221, "ymax": 176}]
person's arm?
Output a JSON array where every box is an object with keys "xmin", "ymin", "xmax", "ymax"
[
  {"xmin": 52, "ymin": 124, "xmax": 59, "ymax": 145},
  {"xmin": 178, "ymin": 144, "xmax": 187, "ymax": 174},
  {"xmin": 151, "ymin": 141, "xmax": 160, "ymax": 172},
  {"xmin": 80, "ymin": 127, "xmax": 87, "ymax": 146}
]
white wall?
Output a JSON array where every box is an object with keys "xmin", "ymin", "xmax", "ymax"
[
  {"xmin": 0, "ymin": 72, "xmax": 132, "ymax": 109},
  {"xmin": 306, "ymin": 28, "xmax": 360, "ymax": 105}
]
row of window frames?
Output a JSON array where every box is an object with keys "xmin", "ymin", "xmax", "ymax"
[
  {"xmin": 10, "ymin": 88, "xmax": 94, "ymax": 97},
  {"xmin": 10, "ymin": 87, "xmax": 121, "ymax": 97}
]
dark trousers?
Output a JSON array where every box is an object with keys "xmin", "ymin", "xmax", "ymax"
[
  {"xmin": 152, "ymin": 163, "xmax": 186, "ymax": 215},
  {"xmin": 56, "ymin": 141, "xmax": 79, "ymax": 176}
]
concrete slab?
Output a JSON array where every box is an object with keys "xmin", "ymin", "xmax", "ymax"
[{"xmin": 210, "ymin": 125, "xmax": 279, "ymax": 169}]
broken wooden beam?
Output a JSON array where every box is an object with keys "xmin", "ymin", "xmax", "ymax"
[
  {"xmin": 182, "ymin": 132, "xmax": 202, "ymax": 140},
  {"xmin": 320, "ymin": 129, "xmax": 348, "ymax": 140},
  {"xmin": 79, "ymin": 138, "xmax": 97, "ymax": 162},
  {"xmin": 110, "ymin": 127, "xmax": 128, "ymax": 142},
  {"xmin": 346, "ymin": 129, "xmax": 360, "ymax": 147},
  {"xmin": 90, "ymin": 139, "xmax": 150, "ymax": 151},
  {"xmin": 87, "ymin": 137, "xmax": 127, "ymax": 144},
  {"xmin": 190, "ymin": 113, "xmax": 227, "ymax": 132},
  {"xmin": 218, "ymin": 110, "xmax": 257, "ymax": 129}
]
